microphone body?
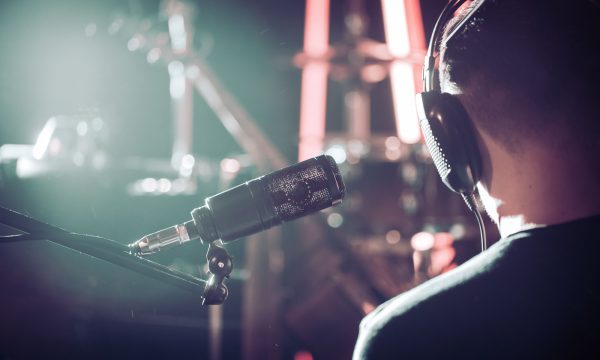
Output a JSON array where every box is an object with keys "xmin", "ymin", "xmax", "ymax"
[{"xmin": 131, "ymin": 155, "xmax": 345, "ymax": 255}]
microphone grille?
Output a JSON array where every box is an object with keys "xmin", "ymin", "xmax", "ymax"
[{"xmin": 264, "ymin": 155, "xmax": 345, "ymax": 222}]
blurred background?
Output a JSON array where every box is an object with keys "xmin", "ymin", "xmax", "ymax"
[{"xmin": 0, "ymin": 0, "xmax": 497, "ymax": 359}]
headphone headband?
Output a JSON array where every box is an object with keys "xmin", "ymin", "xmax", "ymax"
[{"xmin": 423, "ymin": 0, "xmax": 487, "ymax": 92}]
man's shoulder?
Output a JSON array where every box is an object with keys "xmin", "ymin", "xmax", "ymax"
[
  {"xmin": 353, "ymin": 216, "xmax": 600, "ymax": 359},
  {"xmin": 354, "ymin": 244, "xmax": 508, "ymax": 359}
]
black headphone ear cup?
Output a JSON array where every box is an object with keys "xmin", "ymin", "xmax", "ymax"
[{"xmin": 416, "ymin": 91, "xmax": 482, "ymax": 194}]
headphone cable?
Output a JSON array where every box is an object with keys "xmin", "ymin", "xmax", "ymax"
[{"xmin": 461, "ymin": 193, "xmax": 487, "ymax": 252}]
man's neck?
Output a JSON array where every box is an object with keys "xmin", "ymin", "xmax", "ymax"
[{"xmin": 477, "ymin": 131, "xmax": 600, "ymax": 238}]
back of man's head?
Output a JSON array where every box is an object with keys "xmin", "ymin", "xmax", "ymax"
[{"xmin": 440, "ymin": 0, "xmax": 600, "ymax": 154}]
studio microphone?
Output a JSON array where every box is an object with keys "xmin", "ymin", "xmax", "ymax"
[{"xmin": 130, "ymin": 155, "xmax": 345, "ymax": 255}]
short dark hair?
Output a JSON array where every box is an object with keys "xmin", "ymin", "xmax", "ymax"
[{"xmin": 440, "ymin": 0, "xmax": 600, "ymax": 153}]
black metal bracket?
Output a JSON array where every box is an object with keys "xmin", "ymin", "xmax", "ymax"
[{"xmin": 201, "ymin": 242, "xmax": 233, "ymax": 305}]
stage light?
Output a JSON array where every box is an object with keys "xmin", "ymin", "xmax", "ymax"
[
  {"xmin": 168, "ymin": 61, "xmax": 186, "ymax": 99},
  {"xmin": 168, "ymin": 14, "xmax": 187, "ymax": 52},
  {"xmin": 382, "ymin": 0, "xmax": 426, "ymax": 144},
  {"xmin": 298, "ymin": 0, "xmax": 330, "ymax": 161},
  {"xmin": 325, "ymin": 144, "xmax": 347, "ymax": 164},
  {"xmin": 385, "ymin": 229, "xmax": 402, "ymax": 245},
  {"xmin": 32, "ymin": 117, "xmax": 57, "ymax": 160},
  {"xmin": 411, "ymin": 231, "xmax": 435, "ymax": 252},
  {"xmin": 327, "ymin": 212, "xmax": 344, "ymax": 228}
]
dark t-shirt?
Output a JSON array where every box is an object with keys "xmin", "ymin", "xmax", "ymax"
[{"xmin": 353, "ymin": 215, "xmax": 600, "ymax": 359}]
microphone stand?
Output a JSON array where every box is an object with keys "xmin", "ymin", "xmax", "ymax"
[
  {"xmin": 202, "ymin": 242, "xmax": 233, "ymax": 360},
  {"xmin": 202, "ymin": 242, "xmax": 233, "ymax": 305},
  {"xmin": 0, "ymin": 204, "xmax": 238, "ymax": 306},
  {"xmin": 0, "ymin": 206, "xmax": 207, "ymax": 294}
]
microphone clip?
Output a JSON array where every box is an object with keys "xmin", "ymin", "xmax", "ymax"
[{"xmin": 202, "ymin": 242, "xmax": 233, "ymax": 305}]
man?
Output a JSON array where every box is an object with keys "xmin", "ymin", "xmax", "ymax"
[{"xmin": 353, "ymin": 0, "xmax": 600, "ymax": 358}]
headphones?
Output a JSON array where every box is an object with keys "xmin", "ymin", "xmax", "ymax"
[
  {"xmin": 415, "ymin": 0, "xmax": 485, "ymax": 197},
  {"xmin": 415, "ymin": 0, "xmax": 488, "ymax": 249}
]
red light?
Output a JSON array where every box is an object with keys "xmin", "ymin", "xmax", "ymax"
[{"xmin": 298, "ymin": 0, "xmax": 330, "ymax": 161}]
